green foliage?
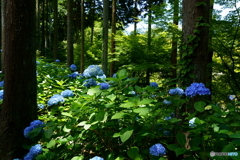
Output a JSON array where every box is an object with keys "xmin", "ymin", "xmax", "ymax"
[{"xmin": 32, "ymin": 60, "xmax": 240, "ymax": 159}]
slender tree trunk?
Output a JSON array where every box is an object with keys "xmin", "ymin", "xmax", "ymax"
[
  {"xmin": 80, "ymin": 0, "xmax": 85, "ymax": 73},
  {"xmin": 0, "ymin": 0, "xmax": 37, "ymax": 159},
  {"xmin": 90, "ymin": 0, "xmax": 95, "ymax": 44},
  {"xmin": 134, "ymin": 0, "xmax": 138, "ymax": 35},
  {"xmin": 53, "ymin": 0, "xmax": 58, "ymax": 60},
  {"xmin": 146, "ymin": 5, "xmax": 152, "ymax": 84},
  {"xmin": 41, "ymin": 0, "xmax": 45, "ymax": 57},
  {"xmin": 110, "ymin": 0, "xmax": 116, "ymax": 77},
  {"xmin": 102, "ymin": 0, "xmax": 109, "ymax": 75},
  {"xmin": 67, "ymin": 0, "xmax": 74, "ymax": 66},
  {"xmin": 170, "ymin": 0, "xmax": 179, "ymax": 86},
  {"xmin": 36, "ymin": 0, "xmax": 40, "ymax": 51},
  {"xmin": 1, "ymin": 0, "xmax": 5, "ymax": 71}
]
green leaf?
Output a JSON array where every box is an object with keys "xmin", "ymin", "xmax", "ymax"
[
  {"xmin": 189, "ymin": 136, "xmax": 201, "ymax": 148},
  {"xmin": 176, "ymin": 133, "xmax": 186, "ymax": 147},
  {"xmin": 120, "ymin": 128, "xmax": 133, "ymax": 143},
  {"xmin": 167, "ymin": 144, "xmax": 180, "ymax": 151},
  {"xmin": 232, "ymin": 139, "xmax": 240, "ymax": 146},
  {"xmin": 117, "ymin": 69, "xmax": 127, "ymax": 79},
  {"xmin": 77, "ymin": 121, "xmax": 87, "ymax": 126},
  {"xmin": 61, "ymin": 112, "xmax": 72, "ymax": 118},
  {"xmin": 47, "ymin": 140, "xmax": 56, "ymax": 148},
  {"xmin": 230, "ymin": 122, "xmax": 240, "ymax": 127},
  {"xmin": 96, "ymin": 111, "xmax": 108, "ymax": 122},
  {"xmin": 133, "ymin": 107, "xmax": 149, "ymax": 116},
  {"xmin": 28, "ymin": 127, "xmax": 42, "ymax": 138},
  {"xmin": 87, "ymin": 88, "xmax": 101, "ymax": 95},
  {"xmin": 111, "ymin": 112, "xmax": 126, "ymax": 119},
  {"xmin": 138, "ymin": 99, "xmax": 153, "ymax": 105},
  {"xmin": 44, "ymin": 127, "xmax": 54, "ymax": 139},
  {"xmin": 113, "ymin": 132, "xmax": 120, "ymax": 137},
  {"xmin": 71, "ymin": 156, "xmax": 84, "ymax": 160},
  {"xmin": 84, "ymin": 124, "xmax": 91, "ymax": 130},
  {"xmin": 63, "ymin": 125, "xmax": 71, "ymax": 132},
  {"xmin": 120, "ymin": 102, "xmax": 135, "ymax": 108},
  {"xmin": 194, "ymin": 101, "xmax": 206, "ymax": 112},
  {"xmin": 127, "ymin": 147, "xmax": 139, "ymax": 159},
  {"xmin": 229, "ymin": 134, "xmax": 240, "ymax": 138},
  {"xmin": 175, "ymin": 148, "xmax": 187, "ymax": 156},
  {"xmin": 222, "ymin": 143, "xmax": 235, "ymax": 152}
]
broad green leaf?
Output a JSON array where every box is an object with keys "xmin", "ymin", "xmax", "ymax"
[
  {"xmin": 120, "ymin": 128, "xmax": 133, "ymax": 143},
  {"xmin": 44, "ymin": 127, "xmax": 54, "ymax": 139},
  {"xmin": 63, "ymin": 125, "xmax": 71, "ymax": 132},
  {"xmin": 176, "ymin": 133, "xmax": 186, "ymax": 147},
  {"xmin": 47, "ymin": 140, "xmax": 56, "ymax": 148},
  {"xmin": 229, "ymin": 134, "xmax": 240, "ymax": 138},
  {"xmin": 190, "ymin": 136, "xmax": 201, "ymax": 148},
  {"xmin": 28, "ymin": 127, "xmax": 42, "ymax": 138},
  {"xmin": 218, "ymin": 130, "xmax": 234, "ymax": 134},
  {"xmin": 113, "ymin": 132, "xmax": 120, "ymax": 137},
  {"xmin": 107, "ymin": 94, "xmax": 116, "ymax": 102},
  {"xmin": 133, "ymin": 107, "xmax": 149, "ymax": 116},
  {"xmin": 115, "ymin": 156, "xmax": 126, "ymax": 160},
  {"xmin": 230, "ymin": 122, "xmax": 240, "ymax": 127},
  {"xmin": 194, "ymin": 101, "xmax": 206, "ymax": 112},
  {"xmin": 167, "ymin": 144, "xmax": 180, "ymax": 151},
  {"xmin": 175, "ymin": 148, "xmax": 186, "ymax": 157},
  {"xmin": 138, "ymin": 99, "xmax": 153, "ymax": 105},
  {"xmin": 120, "ymin": 102, "xmax": 135, "ymax": 108},
  {"xmin": 222, "ymin": 142, "xmax": 235, "ymax": 152},
  {"xmin": 96, "ymin": 111, "xmax": 108, "ymax": 122},
  {"xmin": 61, "ymin": 112, "xmax": 72, "ymax": 118},
  {"xmin": 71, "ymin": 156, "xmax": 84, "ymax": 160},
  {"xmin": 232, "ymin": 139, "xmax": 240, "ymax": 146},
  {"xmin": 169, "ymin": 118, "xmax": 181, "ymax": 123},
  {"xmin": 87, "ymin": 88, "xmax": 101, "ymax": 95},
  {"xmin": 111, "ymin": 112, "xmax": 126, "ymax": 119},
  {"xmin": 117, "ymin": 69, "xmax": 127, "ymax": 79},
  {"xmin": 127, "ymin": 147, "xmax": 139, "ymax": 159},
  {"xmin": 77, "ymin": 121, "xmax": 87, "ymax": 126},
  {"xmin": 84, "ymin": 124, "xmax": 91, "ymax": 130}
]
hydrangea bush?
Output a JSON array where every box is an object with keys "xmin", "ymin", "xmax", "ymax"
[{"xmin": 20, "ymin": 59, "xmax": 240, "ymax": 160}]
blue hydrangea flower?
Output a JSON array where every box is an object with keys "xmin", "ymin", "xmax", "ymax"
[
  {"xmin": 24, "ymin": 120, "xmax": 44, "ymax": 138},
  {"xmin": 68, "ymin": 71, "xmax": 82, "ymax": 79},
  {"xmin": 13, "ymin": 159, "xmax": 21, "ymax": 160},
  {"xmin": 0, "ymin": 90, "xmax": 4, "ymax": 100},
  {"xmin": 55, "ymin": 59, "xmax": 60, "ymax": 62},
  {"xmin": 0, "ymin": 81, "xmax": 4, "ymax": 87},
  {"xmin": 83, "ymin": 78, "xmax": 97, "ymax": 88},
  {"xmin": 98, "ymin": 83, "xmax": 110, "ymax": 90},
  {"xmin": 189, "ymin": 117, "xmax": 196, "ymax": 127},
  {"xmin": 149, "ymin": 143, "xmax": 166, "ymax": 156},
  {"xmin": 163, "ymin": 99, "xmax": 172, "ymax": 105},
  {"xmin": 61, "ymin": 89, "xmax": 74, "ymax": 98},
  {"xmin": 229, "ymin": 95, "xmax": 235, "ymax": 100},
  {"xmin": 24, "ymin": 144, "xmax": 42, "ymax": 160},
  {"xmin": 96, "ymin": 74, "xmax": 106, "ymax": 79},
  {"xmin": 89, "ymin": 156, "xmax": 104, "ymax": 160},
  {"xmin": 185, "ymin": 83, "xmax": 211, "ymax": 97},
  {"xmin": 150, "ymin": 82, "xmax": 158, "ymax": 88},
  {"xmin": 70, "ymin": 64, "xmax": 77, "ymax": 71},
  {"xmin": 129, "ymin": 91, "xmax": 136, "ymax": 95},
  {"xmin": 37, "ymin": 104, "xmax": 45, "ymax": 109},
  {"xmin": 47, "ymin": 94, "xmax": 65, "ymax": 106},
  {"xmin": 112, "ymin": 73, "xmax": 117, "ymax": 78},
  {"xmin": 169, "ymin": 87, "xmax": 184, "ymax": 96},
  {"xmin": 82, "ymin": 65, "xmax": 104, "ymax": 78}
]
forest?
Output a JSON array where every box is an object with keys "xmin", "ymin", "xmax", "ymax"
[{"xmin": 0, "ymin": 0, "xmax": 240, "ymax": 160}]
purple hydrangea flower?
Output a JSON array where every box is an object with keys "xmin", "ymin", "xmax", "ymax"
[{"xmin": 149, "ymin": 143, "xmax": 166, "ymax": 156}]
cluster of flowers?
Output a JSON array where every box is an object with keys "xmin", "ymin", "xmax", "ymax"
[
  {"xmin": 83, "ymin": 65, "xmax": 104, "ymax": 78},
  {"xmin": 68, "ymin": 71, "xmax": 82, "ymax": 79},
  {"xmin": 149, "ymin": 143, "xmax": 166, "ymax": 156},
  {"xmin": 23, "ymin": 144, "xmax": 42, "ymax": 160},
  {"xmin": 0, "ymin": 80, "xmax": 4, "ymax": 87},
  {"xmin": 90, "ymin": 156, "xmax": 104, "ymax": 160},
  {"xmin": 150, "ymin": 82, "xmax": 158, "ymax": 88},
  {"xmin": 47, "ymin": 89, "xmax": 74, "ymax": 106},
  {"xmin": 0, "ymin": 90, "xmax": 3, "ymax": 100},
  {"xmin": 24, "ymin": 120, "xmax": 45, "ymax": 138},
  {"xmin": 70, "ymin": 64, "xmax": 77, "ymax": 71},
  {"xmin": 169, "ymin": 82, "xmax": 211, "ymax": 97}
]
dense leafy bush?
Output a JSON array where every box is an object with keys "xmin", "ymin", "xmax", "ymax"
[{"xmin": 19, "ymin": 59, "xmax": 240, "ymax": 160}]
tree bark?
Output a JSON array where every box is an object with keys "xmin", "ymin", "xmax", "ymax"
[
  {"xmin": 110, "ymin": 0, "xmax": 116, "ymax": 77},
  {"xmin": 0, "ymin": 0, "xmax": 37, "ymax": 159},
  {"xmin": 102, "ymin": 0, "xmax": 109, "ymax": 75},
  {"xmin": 80, "ymin": 0, "xmax": 85, "ymax": 73},
  {"xmin": 53, "ymin": 0, "xmax": 58, "ymax": 60},
  {"xmin": 67, "ymin": 0, "xmax": 74, "ymax": 66}
]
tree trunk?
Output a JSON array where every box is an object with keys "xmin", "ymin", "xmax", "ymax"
[
  {"xmin": 110, "ymin": 0, "xmax": 116, "ymax": 77},
  {"xmin": 40, "ymin": 0, "xmax": 45, "ymax": 57},
  {"xmin": 80, "ymin": 0, "xmax": 85, "ymax": 73},
  {"xmin": 53, "ymin": 0, "xmax": 58, "ymax": 60},
  {"xmin": 90, "ymin": 0, "xmax": 95, "ymax": 44},
  {"xmin": 67, "ymin": 0, "xmax": 74, "ymax": 66},
  {"xmin": 102, "ymin": 0, "xmax": 109, "ymax": 75},
  {"xmin": 0, "ymin": 0, "xmax": 37, "ymax": 159},
  {"xmin": 1, "ymin": 0, "xmax": 5, "ymax": 71},
  {"xmin": 170, "ymin": 0, "xmax": 179, "ymax": 86}
]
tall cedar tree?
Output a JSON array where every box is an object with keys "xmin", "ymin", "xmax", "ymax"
[
  {"xmin": 0, "ymin": 0, "xmax": 37, "ymax": 159},
  {"xmin": 67, "ymin": 0, "xmax": 74, "ymax": 66},
  {"xmin": 102, "ymin": 0, "xmax": 109, "ymax": 75}
]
